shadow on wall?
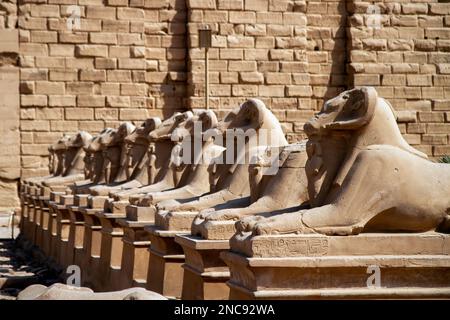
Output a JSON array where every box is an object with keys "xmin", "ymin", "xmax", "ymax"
[
  {"xmin": 151, "ymin": 0, "xmax": 188, "ymax": 119},
  {"xmin": 323, "ymin": 0, "xmax": 348, "ymax": 104}
]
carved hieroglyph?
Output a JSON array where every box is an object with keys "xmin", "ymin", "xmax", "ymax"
[{"xmin": 240, "ymin": 87, "xmax": 450, "ymax": 236}]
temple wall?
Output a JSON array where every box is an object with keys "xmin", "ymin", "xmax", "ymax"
[
  {"xmin": 18, "ymin": 0, "xmax": 188, "ymax": 179},
  {"xmin": 348, "ymin": 0, "xmax": 450, "ymax": 157},
  {"xmin": 0, "ymin": 0, "xmax": 448, "ymax": 208},
  {"xmin": 0, "ymin": 1, "xmax": 20, "ymax": 210}
]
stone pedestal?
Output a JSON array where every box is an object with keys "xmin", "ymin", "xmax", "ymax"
[
  {"xmin": 145, "ymin": 227, "xmax": 185, "ymax": 299},
  {"xmin": 116, "ymin": 219, "xmax": 152, "ymax": 290},
  {"xmin": 106, "ymin": 199, "xmax": 130, "ymax": 215},
  {"xmin": 19, "ymin": 191, "xmax": 28, "ymax": 234},
  {"xmin": 47, "ymin": 203, "xmax": 60, "ymax": 261},
  {"xmin": 23, "ymin": 187, "xmax": 37, "ymax": 240},
  {"xmin": 54, "ymin": 195, "xmax": 75, "ymax": 269},
  {"xmin": 34, "ymin": 196, "xmax": 46, "ymax": 248},
  {"xmin": 126, "ymin": 204, "xmax": 157, "ymax": 221},
  {"xmin": 42, "ymin": 192, "xmax": 64, "ymax": 257},
  {"xmin": 67, "ymin": 205, "xmax": 85, "ymax": 269},
  {"xmin": 96, "ymin": 212, "xmax": 125, "ymax": 291},
  {"xmin": 175, "ymin": 234, "xmax": 230, "ymax": 300},
  {"xmin": 25, "ymin": 186, "xmax": 38, "ymax": 230},
  {"xmin": 221, "ymin": 233, "xmax": 450, "ymax": 299},
  {"xmin": 35, "ymin": 195, "xmax": 51, "ymax": 249},
  {"xmin": 56, "ymin": 205, "xmax": 70, "ymax": 268},
  {"xmin": 71, "ymin": 195, "xmax": 89, "ymax": 269},
  {"xmin": 144, "ymin": 210, "xmax": 197, "ymax": 298},
  {"xmin": 79, "ymin": 207, "xmax": 103, "ymax": 288},
  {"xmin": 27, "ymin": 195, "xmax": 38, "ymax": 244}
]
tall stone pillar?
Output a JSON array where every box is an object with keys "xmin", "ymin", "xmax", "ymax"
[{"xmin": 0, "ymin": 27, "xmax": 20, "ymax": 211}]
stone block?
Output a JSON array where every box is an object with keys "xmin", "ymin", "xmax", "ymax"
[{"xmin": 75, "ymin": 45, "xmax": 108, "ymax": 57}]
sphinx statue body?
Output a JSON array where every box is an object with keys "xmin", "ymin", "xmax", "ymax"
[
  {"xmin": 20, "ymin": 131, "xmax": 92, "ymax": 203},
  {"xmin": 237, "ymin": 87, "xmax": 450, "ymax": 236},
  {"xmin": 154, "ymin": 99, "xmax": 289, "ymax": 233},
  {"xmin": 131, "ymin": 110, "xmax": 223, "ymax": 206},
  {"xmin": 108, "ymin": 111, "xmax": 198, "ymax": 202},
  {"xmin": 22, "ymin": 134, "xmax": 71, "ymax": 188}
]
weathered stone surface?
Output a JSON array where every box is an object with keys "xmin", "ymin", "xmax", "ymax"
[
  {"xmin": 231, "ymin": 233, "xmax": 450, "ymax": 258},
  {"xmin": 0, "ymin": 29, "xmax": 20, "ymax": 208},
  {"xmin": 18, "ymin": 283, "xmax": 167, "ymax": 300}
]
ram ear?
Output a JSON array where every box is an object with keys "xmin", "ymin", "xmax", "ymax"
[
  {"xmin": 80, "ymin": 131, "xmax": 93, "ymax": 146},
  {"xmin": 240, "ymin": 98, "xmax": 266, "ymax": 129},
  {"xmin": 181, "ymin": 111, "xmax": 194, "ymax": 121},
  {"xmin": 148, "ymin": 117, "xmax": 162, "ymax": 131},
  {"xmin": 125, "ymin": 122, "xmax": 136, "ymax": 136},
  {"xmin": 327, "ymin": 87, "xmax": 377, "ymax": 130},
  {"xmin": 200, "ymin": 110, "xmax": 218, "ymax": 130}
]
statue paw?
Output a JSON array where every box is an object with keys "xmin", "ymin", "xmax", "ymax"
[
  {"xmin": 138, "ymin": 194, "xmax": 154, "ymax": 206},
  {"xmin": 205, "ymin": 211, "xmax": 240, "ymax": 221},
  {"xmin": 198, "ymin": 208, "xmax": 215, "ymax": 219},
  {"xmin": 176, "ymin": 204, "xmax": 196, "ymax": 211},
  {"xmin": 252, "ymin": 212, "xmax": 312, "ymax": 235},
  {"xmin": 254, "ymin": 221, "xmax": 278, "ymax": 235},
  {"xmin": 235, "ymin": 216, "xmax": 265, "ymax": 233}
]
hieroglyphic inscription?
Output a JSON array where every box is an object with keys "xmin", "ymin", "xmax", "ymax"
[{"xmin": 252, "ymin": 237, "xmax": 329, "ymax": 257}]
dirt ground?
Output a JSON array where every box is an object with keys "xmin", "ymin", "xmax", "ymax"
[{"xmin": 0, "ymin": 237, "xmax": 62, "ymax": 300}]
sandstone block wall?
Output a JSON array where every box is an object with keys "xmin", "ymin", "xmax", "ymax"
[
  {"xmin": 186, "ymin": 0, "xmax": 347, "ymax": 142},
  {"xmin": 349, "ymin": 0, "xmax": 450, "ymax": 158},
  {"xmin": 18, "ymin": 0, "xmax": 188, "ymax": 179},
  {"xmin": 0, "ymin": 0, "xmax": 20, "ymax": 210},
  {"xmin": 0, "ymin": 0, "xmax": 448, "ymax": 209}
]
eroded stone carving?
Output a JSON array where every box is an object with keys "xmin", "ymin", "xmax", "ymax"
[
  {"xmin": 240, "ymin": 87, "xmax": 450, "ymax": 236},
  {"xmin": 190, "ymin": 142, "xmax": 308, "ymax": 240},
  {"xmin": 17, "ymin": 283, "xmax": 167, "ymax": 300},
  {"xmin": 186, "ymin": 99, "xmax": 289, "ymax": 238},
  {"xmin": 111, "ymin": 111, "xmax": 196, "ymax": 201},
  {"xmin": 88, "ymin": 118, "xmax": 164, "ymax": 196},
  {"xmin": 69, "ymin": 128, "xmax": 116, "ymax": 194},
  {"xmin": 89, "ymin": 122, "xmax": 136, "ymax": 193},
  {"xmin": 41, "ymin": 131, "xmax": 93, "ymax": 187},
  {"xmin": 134, "ymin": 109, "xmax": 220, "ymax": 207},
  {"xmin": 22, "ymin": 134, "xmax": 69, "ymax": 187}
]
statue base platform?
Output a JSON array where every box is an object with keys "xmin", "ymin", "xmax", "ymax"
[
  {"xmin": 79, "ymin": 207, "xmax": 103, "ymax": 289},
  {"xmin": 74, "ymin": 194, "xmax": 89, "ymax": 207},
  {"xmin": 142, "ymin": 210, "xmax": 199, "ymax": 297},
  {"xmin": 26, "ymin": 195, "xmax": 38, "ymax": 244},
  {"xmin": 47, "ymin": 202, "xmax": 59, "ymax": 261},
  {"xmin": 155, "ymin": 210, "xmax": 198, "ymax": 232},
  {"xmin": 95, "ymin": 212, "xmax": 125, "ymax": 291},
  {"xmin": 221, "ymin": 233, "xmax": 450, "ymax": 299},
  {"xmin": 34, "ymin": 196, "xmax": 49, "ymax": 249},
  {"xmin": 196, "ymin": 220, "xmax": 236, "ymax": 240},
  {"xmin": 115, "ymin": 219, "xmax": 152, "ymax": 290},
  {"xmin": 88, "ymin": 195, "xmax": 110, "ymax": 210},
  {"xmin": 126, "ymin": 205, "xmax": 157, "ymax": 222},
  {"xmin": 67, "ymin": 205, "xmax": 86, "ymax": 269},
  {"xmin": 105, "ymin": 199, "xmax": 130, "ymax": 215},
  {"xmin": 53, "ymin": 203, "xmax": 72, "ymax": 268},
  {"xmin": 68, "ymin": 194, "xmax": 89, "ymax": 268},
  {"xmin": 145, "ymin": 226, "xmax": 186, "ymax": 299},
  {"xmin": 175, "ymin": 234, "xmax": 230, "ymax": 300}
]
